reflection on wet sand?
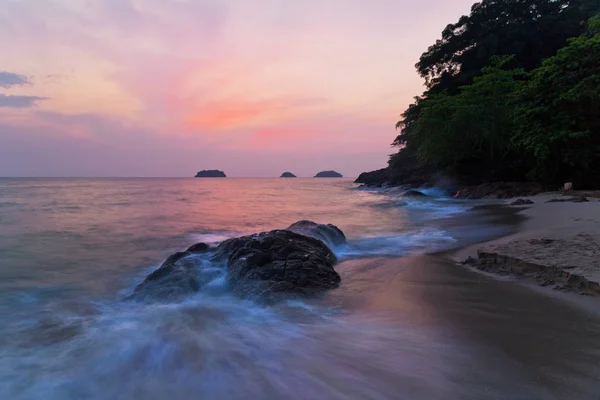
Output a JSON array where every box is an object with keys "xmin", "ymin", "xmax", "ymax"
[{"xmin": 326, "ymin": 255, "xmax": 600, "ymax": 399}]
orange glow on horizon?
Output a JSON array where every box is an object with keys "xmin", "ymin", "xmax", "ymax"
[{"xmin": 185, "ymin": 101, "xmax": 267, "ymax": 130}]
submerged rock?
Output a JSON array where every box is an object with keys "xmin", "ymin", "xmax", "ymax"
[
  {"xmin": 314, "ymin": 170, "xmax": 343, "ymax": 178},
  {"xmin": 280, "ymin": 172, "xmax": 297, "ymax": 178},
  {"xmin": 195, "ymin": 170, "xmax": 226, "ymax": 178},
  {"xmin": 130, "ymin": 221, "xmax": 344, "ymax": 302}
]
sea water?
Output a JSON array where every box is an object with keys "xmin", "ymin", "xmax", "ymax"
[{"xmin": 1, "ymin": 178, "xmax": 597, "ymax": 399}]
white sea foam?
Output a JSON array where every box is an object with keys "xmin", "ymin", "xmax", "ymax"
[{"xmin": 335, "ymin": 228, "xmax": 457, "ymax": 259}]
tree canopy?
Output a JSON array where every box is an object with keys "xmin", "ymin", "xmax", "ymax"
[
  {"xmin": 417, "ymin": 0, "xmax": 597, "ymax": 92},
  {"xmin": 390, "ymin": 0, "xmax": 600, "ymax": 188}
]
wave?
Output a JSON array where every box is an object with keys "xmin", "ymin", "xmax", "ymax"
[
  {"xmin": 0, "ymin": 283, "xmax": 464, "ymax": 400},
  {"xmin": 336, "ymin": 228, "xmax": 457, "ymax": 258}
]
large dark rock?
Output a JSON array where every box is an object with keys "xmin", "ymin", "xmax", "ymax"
[
  {"xmin": 218, "ymin": 230, "xmax": 341, "ymax": 296},
  {"xmin": 287, "ymin": 220, "xmax": 346, "ymax": 247},
  {"xmin": 195, "ymin": 170, "xmax": 226, "ymax": 178},
  {"xmin": 314, "ymin": 170, "xmax": 343, "ymax": 178},
  {"xmin": 130, "ymin": 221, "xmax": 344, "ymax": 302},
  {"xmin": 280, "ymin": 172, "xmax": 297, "ymax": 178}
]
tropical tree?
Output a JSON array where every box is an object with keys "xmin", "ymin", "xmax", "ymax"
[{"xmin": 514, "ymin": 16, "xmax": 600, "ymax": 186}]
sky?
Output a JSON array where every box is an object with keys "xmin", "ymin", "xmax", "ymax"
[{"xmin": 0, "ymin": 0, "xmax": 476, "ymax": 177}]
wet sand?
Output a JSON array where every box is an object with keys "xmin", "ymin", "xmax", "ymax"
[
  {"xmin": 318, "ymin": 200, "xmax": 600, "ymax": 399},
  {"xmin": 453, "ymin": 194, "xmax": 600, "ymax": 293},
  {"xmin": 327, "ymin": 255, "xmax": 600, "ymax": 399}
]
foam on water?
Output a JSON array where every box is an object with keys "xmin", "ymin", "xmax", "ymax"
[
  {"xmin": 336, "ymin": 228, "xmax": 458, "ymax": 259},
  {"xmin": 0, "ymin": 286, "xmax": 476, "ymax": 400}
]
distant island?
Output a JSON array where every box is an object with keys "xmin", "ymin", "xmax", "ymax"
[
  {"xmin": 314, "ymin": 171, "xmax": 343, "ymax": 178},
  {"xmin": 280, "ymin": 172, "xmax": 297, "ymax": 178},
  {"xmin": 194, "ymin": 170, "xmax": 226, "ymax": 178}
]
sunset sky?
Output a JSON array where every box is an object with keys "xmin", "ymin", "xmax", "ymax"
[{"xmin": 1, "ymin": 0, "xmax": 476, "ymax": 177}]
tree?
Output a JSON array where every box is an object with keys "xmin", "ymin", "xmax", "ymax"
[
  {"xmin": 409, "ymin": 56, "xmax": 526, "ymax": 180},
  {"xmin": 417, "ymin": 0, "xmax": 597, "ymax": 92},
  {"xmin": 514, "ymin": 16, "xmax": 600, "ymax": 186}
]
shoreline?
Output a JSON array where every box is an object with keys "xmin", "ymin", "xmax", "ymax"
[{"xmin": 449, "ymin": 192, "xmax": 600, "ymax": 300}]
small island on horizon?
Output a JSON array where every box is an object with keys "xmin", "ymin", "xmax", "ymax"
[
  {"xmin": 280, "ymin": 172, "xmax": 297, "ymax": 178},
  {"xmin": 195, "ymin": 170, "xmax": 226, "ymax": 178},
  {"xmin": 314, "ymin": 171, "xmax": 343, "ymax": 178}
]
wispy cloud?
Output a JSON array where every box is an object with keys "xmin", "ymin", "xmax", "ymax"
[
  {"xmin": 0, "ymin": 94, "xmax": 47, "ymax": 108},
  {"xmin": 0, "ymin": 72, "xmax": 30, "ymax": 88},
  {"xmin": 0, "ymin": 0, "xmax": 478, "ymax": 176}
]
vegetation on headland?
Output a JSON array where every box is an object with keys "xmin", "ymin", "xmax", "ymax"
[{"xmin": 362, "ymin": 1, "xmax": 600, "ymax": 189}]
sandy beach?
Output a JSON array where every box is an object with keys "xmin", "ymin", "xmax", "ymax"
[
  {"xmin": 323, "ymin": 253, "xmax": 600, "ymax": 399},
  {"xmin": 452, "ymin": 192, "xmax": 600, "ymax": 297},
  {"xmin": 314, "ymin": 195, "xmax": 600, "ymax": 398}
]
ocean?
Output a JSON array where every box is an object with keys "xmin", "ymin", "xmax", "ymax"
[{"xmin": 1, "ymin": 178, "xmax": 599, "ymax": 399}]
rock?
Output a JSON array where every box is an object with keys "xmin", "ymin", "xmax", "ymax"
[
  {"xmin": 509, "ymin": 198, "xmax": 534, "ymax": 205},
  {"xmin": 314, "ymin": 170, "xmax": 343, "ymax": 178},
  {"xmin": 287, "ymin": 220, "xmax": 346, "ymax": 247},
  {"xmin": 131, "ymin": 221, "xmax": 344, "ymax": 302},
  {"xmin": 452, "ymin": 182, "xmax": 544, "ymax": 199},
  {"xmin": 355, "ymin": 168, "xmax": 389, "ymax": 185},
  {"xmin": 195, "ymin": 170, "xmax": 226, "ymax": 178},
  {"xmin": 217, "ymin": 229, "xmax": 341, "ymax": 297},
  {"xmin": 402, "ymin": 189, "xmax": 428, "ymax": 197},
  {"xmin": 461, "ymin": 256, "xmax": 477, "ymax": 265},
  {"xmin": 547, "ymin": 196, "xmax": 589, "ymax": 203},
  {"xmin": 186, "ymin": 242, "xmax": 211, "ymax": 253},
  {"xmin": 129, "ymin": 251, "xmax": 200, "ymax": 302},
  {"xmin": 582, "ymin": 190, "xmax": 600, "ymax": 198},
  {"xmin": 280, "ymin": 172, "xmax": 297, "ymax": 178}
]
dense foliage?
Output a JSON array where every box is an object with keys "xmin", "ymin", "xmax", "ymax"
[{"xmin": 392, "ymin": 0, "xmax": 599, "ymax": 187}]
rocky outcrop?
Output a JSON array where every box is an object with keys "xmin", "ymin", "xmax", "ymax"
[
  {"xmin": 355, "ymin": 168, "xmax": 390, "ymax": 186},
  {"xmin": 355, "ymin": 159, "xmax": 437, "ymax": 188},
  {"xmin": 287, "ymin": 220, "xmax": 346, "ymax": 247},
  {"xmin": 195, "ymin": 170, "xmax": 226, "ymax": 178},
  {"xmin": 314, "ymin": 170, "xmax": 343, "ymax": 178},
  {"xmin": 280, "ymin": 172, "xmax": 297, "ymax": 178},
  {"xmin": 130, "ymin": 221, "xmax": 344, "ymax": 302},
  {"xmin": 355, "ymin": 164, "xmax": 548, "ymax": 199},
  {"xmin": 452, "ymin": 182, "xmax": 544, "ymax": 199}
]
